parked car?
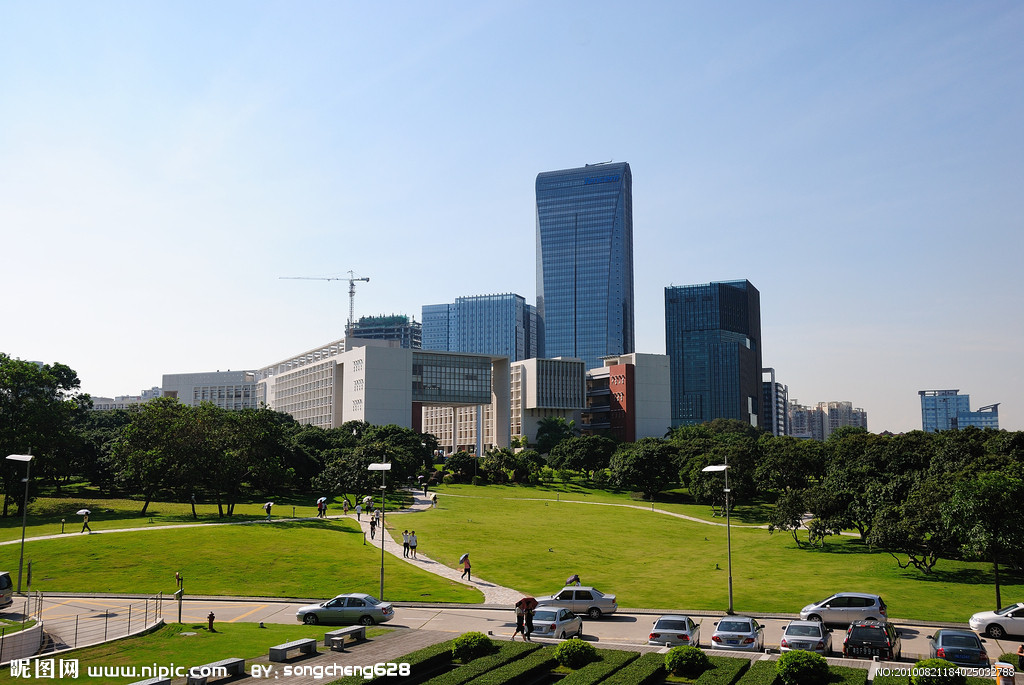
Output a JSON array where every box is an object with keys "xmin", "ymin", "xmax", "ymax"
[
  {"xmin": 295, "ymin": 593, "xmax": 394, "ymax": 626},
  {"xmin": 800, "ymin": 592, "xmax": 887, "ymax": 625},
  {"xmin": 535, "ymin": 586, "xmax": 617, "ymax": 619},
  {"xmin": 780, "ymin": 620, "xmax": 833, "ymax": 656},
  {"xmin": 0, "ymin": 572, "xmax": 12, "ymax": 610},
  {"xmin": 842, "ymin": 620, "xmax": 902, "ymax": 660},
  {"xmin": 968, "ymin": 602, "xmax": 1024, "ymax": 639},
  {"xmin": 529, "ymin": 606, "xmax": 583, "ymax": 639},
  {"xmin": 648, "ymin": 615, "xmax": 701, "ymax": 647},
  {"xmin": 710, "ymin": 616, "xmax": 764, "ymax": 651},
  {"xmin": 927, "ymin": 629, "xmax": 989, "ymax": 666}
]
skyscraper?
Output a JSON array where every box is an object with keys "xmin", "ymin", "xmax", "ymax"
[
  {"xmin": 536, "ymin": 162, "xmax": 634, "ymax": 370},
  {"xmin": 919, "ymin": 389, "xmax": 999, "ymax": 431},
  {"xmin": 422, "ymin": 293, "xmax": 538, "ymax": 362},
  {"xmin": 665, "ymin": 280, "xmax": 762, "ymax": 428}
]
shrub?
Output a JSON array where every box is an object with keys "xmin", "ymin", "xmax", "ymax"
[
  {"xmin": 452, "ymin": 631, "xmax": 493, "ymax": 662},
  {"xmin": 910, "ymin": 659, "xmax": 965, "ymax": 685},
  {"xmin": 471, "ymin": 475, "xmax": 486, "ymax": 486},
  {"xmin": 555, "ymin": 637, "xmax": 598, "ymax": 669},
  {"xmin": 666, "ymin": 645, "xmax": 710, "ymax": 677},
  {"xmin": 777, "ymin": 650, "xmax": 829, "ymax": 685},
  {"xmin": 442, "ymin": 473, "xmax": 457, "ymax": 485}
]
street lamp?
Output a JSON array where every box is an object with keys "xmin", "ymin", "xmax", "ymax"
[
  {"xmin": 702, "ymin": 462, "xmax": 733, "ymax": 614},
  {"xmin": 6, "ymin": 454, "xmax": 33, "ymax": 594},
  {"xmin": 367, "ymin": 462, "xmax": 391, "ymax": 600}
]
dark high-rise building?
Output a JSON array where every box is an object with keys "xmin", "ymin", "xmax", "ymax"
[
  {"xmin": 536, "ymin": 162, "xmax": 634, "ymax": 370},
  {"xmin": 665, "ymin": 280, "xmax": 762, "ymax": 428}
]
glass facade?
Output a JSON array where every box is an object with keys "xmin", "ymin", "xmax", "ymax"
[
  {"xmin": 412, "ymin": 351, "xmax": 492, "ymax": 404},
  {"xmin": 536, "ymin": 162, "xmax": 634, "ymax": 370},
  {"xmin": 421, "ymin": 294, "xmax": 537, "ymax": 362},
  {"xmin": 665, "ymin": 280, "xmax": 762, "ymax": 427},
  {"xmin": 919, "ymin": 389, "xmax": 999, "ymax": 431}
]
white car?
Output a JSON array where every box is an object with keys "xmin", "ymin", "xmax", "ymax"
[
  {"xmin": 968, "ymin": 602, "xmax": 1024, "ymax": 639},
  {"xmin": 648, "ymin": 615, "xmax": 701, "ymax": 647},
  {"xmin": 528, "ymin": 606, "xmax": 583, "ymax": 639},
  {"xmin": 535, "ymin": 586, "xmax": 618, "ymax": 619}
]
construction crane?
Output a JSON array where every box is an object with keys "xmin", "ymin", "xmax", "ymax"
[{"xmin": 279, "ymin": 270, "xmax": 370, "ymax": 336}]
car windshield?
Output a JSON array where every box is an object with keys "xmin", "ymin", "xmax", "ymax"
[
  {"xmin": 533, "ymin": 610, "xmax": 557, "ymax": 622},
  {"xmin": 942, "ymin": 635, "xmax": 980, "ymax": 648},
  {"xmin": 787, "ymin": 625, "xmax": 822, "ymax": 638},
  {"xmin": 656, "ymin": 620, "xmax": 690, "ymax": 631},
  {"xmin": 850, "ymin": 626, "xmax": 885, "ymax": 641},
  {"xmin": 995, "ymin": 604, "xmax": 1021, "ymax": 616},
  {"xmin": 719, "ymin": 621, "xmax": 752, "ymax": 632},
  {"xmin": 814, "ymin": 595, "xmax": 836, "ymax": 605},
  {"xmin": 362, "ymin": 596, "xmax": 381, "ymax": 605}
]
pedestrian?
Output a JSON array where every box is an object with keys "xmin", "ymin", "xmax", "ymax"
[
  {"xmin": 409, "ymin": 531, "xmax": 418, "ymax": 559},
  {"xmin": 81, "ymin": 512, "xmax": 92, "ymax": 534},
  {"xmin": 316, "ymin": 500, "xmax": 324, "ymax": 518},
  {"xmin": 175, "ymin": 571, "xmax": 183, "ymax": 589},
  {"xmin": 369, "ymin": 517, "xmax": 377, "ymax": 540},
  {"xmin": 355, "ymin": 503, "xmax": 362, "ymax": 521},
  {"xmin": 402, "ymin": 530, "xmax": 410, "ymax": 558},
  {"xmin": 461, "ymin": 554, "xmax": 471, "ymax": 580},
  {"xmin": 342, "ymin": 498, "xmax": 350, "ymax": 515},
  {"xmin": 431, "ymin": 493, "xmax": 437, "ymax": 508},
  {"xmin": 423, "ymin": 482, "xmax": 428, "ymax": 496},
  {"xmin": 566, "ymin": 573, "xmax": 581, "ymax": 586},
  {"xmin": 375, "ymin": 508, "xmax": 382, "ymax": 524},
  {"xmin": 263, "ymin": 502, "xmax": 272, "ymax": 520},
  {"xmin": 512, "ymin": 602, "xmax": 525, "ymax": 640},
  {"xmin": 524, "ymin": 605, "xmax": 534, "ymax": 642}
]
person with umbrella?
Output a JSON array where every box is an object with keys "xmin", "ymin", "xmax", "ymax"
[
  {"xmin": 515, "ymin": 597, "xmax": 537, "ymax": 641},
  {"xmin": 316, "ymin": 497, "xmax": 327, "ymax": 518},
  {"xmin": 566, "ymin": 573, "xmax": 581, "ymax": 586},
  {"xmin": 263, "ymin": 502, "xmax": 273, "ymax": 521},
  {"xmin": 460, "ymin": 553, "xmax": 471, "ymax": 581},
  {"xmin": 78, "ymin": 509, "xmax": 92, "ymax": 534}
]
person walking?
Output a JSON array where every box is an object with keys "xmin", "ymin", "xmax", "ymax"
[
  {"xmin": 369, "ymin": 517, "xmax": 377, "ymax": 540},
  {"xmin": 431, "ymin": 493, "xmax": 438, "ymax": 508},
  {"xmin": 460, "ymin": 553, "xmax": 471, "ymax": 580},
  {"xmin": 263, "ymin": 502, "xmax": 272, "ymax": 520},
  {"xmin": 524, "ymin": 605, "xmax": 534, "ymax": 642},
  {"xmin": 81, "ymin": 512, "xmax": 92, "ymax": 534},
  {"xmin": 355, "ymin": 503, "xmax": 362, "ymax": 521},
  {"xmin": 512, "ymin": 603, "xmax": 525, "ymax": 640},
  {"xmin": 402, "ymin": 530, "xmax": 410, "ymax": 558},
  {"xmin": 409, "ymin": 531, "xmax": 418, "ymax": 559},
  {"xmin": 342, "ymin": 498, "xmax": 350, "ymax": 516}
]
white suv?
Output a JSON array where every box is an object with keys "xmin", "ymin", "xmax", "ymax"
[{"xmin": 800, "ymin": 592, "xmax": 887, "ymax": 625}]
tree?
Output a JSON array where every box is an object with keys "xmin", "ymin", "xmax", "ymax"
[
  {"xmin": 609, "ymin": 438, "xmax": 678, "ymax": 500},
  {"xmin": 868, "ymin": 477, "xmax": 959, "ymax": 574},
  {"xmin": 549, "ymin": 435, "xmax": 616, "ymax": 477},
  {"xmin": 534, "ymin": 417, "xmax": 577, "ymax": 454},
  {"xmin": 943, "ymin": 470, "xmax": 1024, "ymax": 608},
  {"xmin": 767, "ymin": 489, "xmax": 808, "ymax": 546}
]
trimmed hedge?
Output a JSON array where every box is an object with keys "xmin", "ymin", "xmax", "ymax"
[
  {"xmin": 778, "ymin": 650, "xmax": 829, "ymax": 685},
  {"xmin": 555, "ymin": 638, "xmax": 599, "ymax": 668},
  {"xmin": 462, "ymin": 646, "xmax": 558, "ymax": 684},
  {"xmin": 998, "ymin": 653, "xmax": 1020, "ymax": 670},
  {"xmin": 559, "ymin": 648, "xmax": 638, "ymax": 685},
  {"xmin": 695, "ymin": 655, "xmax": 751, "ymax": 685},
  {"xmin": 452, "ymin": 632, "xmax": 494, "ymax": 662},
  {"xmin": 736, "ymin": 659, "xmax": 779, "ymax": 685},
  {"xmin": 328, "ymin": 639, "xmax": 454, "ymax": 685},
  {"xmin": 422, "ymin": 641, "xmax": 540, "ymax": 685},
  {"xmin": 828, "ymin": 665, "xmax": 869, "ymax": 685},
  {"xmin": 600, "ymin": 652, "xmax": 667, "ymax": 685}
]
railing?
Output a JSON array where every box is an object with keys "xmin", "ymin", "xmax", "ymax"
[{"xmin": 36, "ymin": 593, "xmax": 163, "ymax": 654}]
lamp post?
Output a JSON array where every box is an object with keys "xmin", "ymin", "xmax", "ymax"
[
  {"xmin": 367, "ymin": 462, "xmax": 391, "ymax": 599},
  {"xmin": 702, "ymin": 462, "xmax": 733, "ymax": 614},
  {"xmin": 6, "ymin": 454, "xmax": 33, "ymax": 594}
]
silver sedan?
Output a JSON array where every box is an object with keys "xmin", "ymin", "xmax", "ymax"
[
  {"xmin": 529, "ymin": 607, "xmax": 583, "ymax": 639},
  {"xmin": 649, "ymin": 615, "xmax": 701, "ymax": 647},
  {"xmin": 710, "ymin": 616, "xmax": 765, "ymax": 651},
  {"xmin": 780, "ymin": 620, "xmax": 833, "ymax": 656}
]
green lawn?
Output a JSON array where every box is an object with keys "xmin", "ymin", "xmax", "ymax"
[
  {"xmin": 2, "ymin": 517, "xmax": 481, "ymax": 602},
  {"xmin": 414, "ymin": 483, "xmax": 1022, "ymax": 622},
  {"xmin": 0, "ymin": 622, "xmax": 389, "ymax": 684}
]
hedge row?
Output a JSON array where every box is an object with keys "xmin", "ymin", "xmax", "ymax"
[
  {"xmin": 735, "ymin": 659, "xmax": 779, "ymax": 685},
  {"xmin": 599, "ymin": 652, "xmax": 666, "ymax": 685},
  {"xmin": 695, "ymin": 655, "xmax": 752, "ymax": 685},
  {"xmin": 558, "ymin": 648, "xmax": 639, "ymax": 685},
  {"xmin": 828, "ymin": 665, "xmax": 869, "ymax": 685},
  {"xmin": 462, "ymin": 646, "xmax": 558, "ymax": 684},
  {"xmin": 328, "ymin": 639, "xmax": 454, "ymax": 685},
  {"xmin": 421, "ymin": 641, "xmax": 541, "ymax": 685}
]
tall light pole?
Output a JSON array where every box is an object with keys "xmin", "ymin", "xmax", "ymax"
[
  {"xmin": 367, "ymin": 462, "xmax": 391, "ymax": 599},
  {"xmin": 702, "ymin": 462, "xmax": 733, "ymax": 614},
  {"xmin": 6, "ymin": 454, "xmax": 33, "ymax": 594}
]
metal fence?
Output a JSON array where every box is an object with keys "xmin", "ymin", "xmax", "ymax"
[{"xmin": 40, "ymin": 593, "xmax": 164, "ymax": 652}]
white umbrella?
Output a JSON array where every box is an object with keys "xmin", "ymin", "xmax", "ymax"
[
  {"xmin": 459, "ymin": 553, "xmax": 470, "ymax": 563},
  {"xmin": 317, "ymin": 497, "xmax": 327, "ymax": 504},
  {"xmin": 77, "ymin": 509, "xmax": 90, "ymax": 515},
  {"xmin": 264, "ymin": 502, "xmax": 274, "ymax": 508}
]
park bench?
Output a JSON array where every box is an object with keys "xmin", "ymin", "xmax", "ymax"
[
  {"xmin": 269, "ymin": 636, "xmax": 317, "ymax": 662},
  {"xmin": 185, "ymin": 657, "xmax": 246, "ymax": 685},
  {"xmin": 325, "ymin": 625, "xmax": 367, "ymax": 651}
]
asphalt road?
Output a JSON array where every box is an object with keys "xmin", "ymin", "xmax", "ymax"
[{"xmin": 38, "ymin": 594, "xmax": 1024, "ymax": 664}]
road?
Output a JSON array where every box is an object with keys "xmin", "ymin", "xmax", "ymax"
[{"xmin": 37, "ymin": 594, "xmax": 1024, "ymax": 664}]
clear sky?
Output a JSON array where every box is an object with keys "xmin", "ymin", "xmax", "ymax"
[{"xmin": 2, "ymin": 1, "xmax": 1021, "ymax": 433}]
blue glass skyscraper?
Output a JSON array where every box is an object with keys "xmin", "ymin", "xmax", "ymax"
[
  {"xmin": 422, "ymin": 293, "xmax": 538, "ymax": 362},
  {"xmin": 536, "ymin": 162, "xmax": 634, "ymax": 370},
  {"xmin": 665, "ymin": 280, "xmax": 762, "ymax": 428}
]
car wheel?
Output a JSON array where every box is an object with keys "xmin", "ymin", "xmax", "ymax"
[
  {"xmin": 359, "ymin": 615, "xmax": 375, "ymax": 626},
  {"xmin": 558, "ymin": 631, "xmax": 565, "ymax": 639},
  {"xmin": 984, "ymin": 624, "xmax": 1004, "ymax": 639},
  {"xmin": 808, "ymin": 614, "xmax": 822, "ymax": 623},
  {"xmin": 303, "ymin": 614, "xmax": 319, "ymax": 625},
  {"xmin": 576, "ymin": 625, "xmax": 583, "ymax": 638},
  {"xmin": 588, "ymin": 608, "xmax": 602, "ymax": 619}
]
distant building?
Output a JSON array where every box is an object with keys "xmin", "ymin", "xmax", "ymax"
[
  {"xmin": 761, "ymin": 368, "xmax": 789, "ymax": 437},
  {"xmin": 664, "ymin": 280, "xmax": 762, "ymax": 428},
  {"xmin": 508, "ymin": 357, "xmax": 587, "ymax": 446},
  {"xmin": 422, "ymin": 293, "xmax": 538, "ymax": 361},
  {"xmin": 582, "ymin": 353, "xmax": 671, "ymax": 442},
  {"xmin": 349, "ymin": 314, "xmax": 422, "ymax": 349},
  {"xmin": 91, "ymin": 387, "xmax": 161, "ymax": 411},
  {"xmin": 162, "ymin": 371, "xmax": 260, "ymax": 410},
  {"xmin": 787, "ymin": 399, "xmax": 867, "ymax": 441},
  {"xmin": 919, "ymin": 389, "xmax": 999, "ymax": 432},
  {"xmin": 536, "ymin": 162, "xmax": 635, "ymax": 370}
]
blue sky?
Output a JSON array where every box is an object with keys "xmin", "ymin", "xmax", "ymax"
[{"xmin": 2, "ymin": 1, "xmax": 1021, "ymax": 433}]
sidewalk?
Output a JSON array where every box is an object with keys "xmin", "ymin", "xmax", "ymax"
[{"xmin": 354, "ymin": 491, "xmax": 524, "ymax": 606}]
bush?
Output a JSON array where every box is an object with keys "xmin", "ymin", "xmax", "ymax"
[
  {"xmin": 471, "ymin": 475, "xmax": 486, "ymax": 486},
  {"xmin": 442, "ymin": 473, "xmax": 457, "ymax": 485},
  {"xmin": 452, "ymin": 632, "xmax": 493, "ymax": 662},
  {"xmin": 666, "ymin": 645, "xmax": 710, "ymax": 677},
  {"xmin": 777, "ymin": 650, "xmax": 829, "ymax": 685},
  {"xmin": 910, "ymin": 659, "xmax": 965, "ymax": 685},
  {"xmin": 555, "ymin": 638, "xmax": 598, "ymax": 669}
]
